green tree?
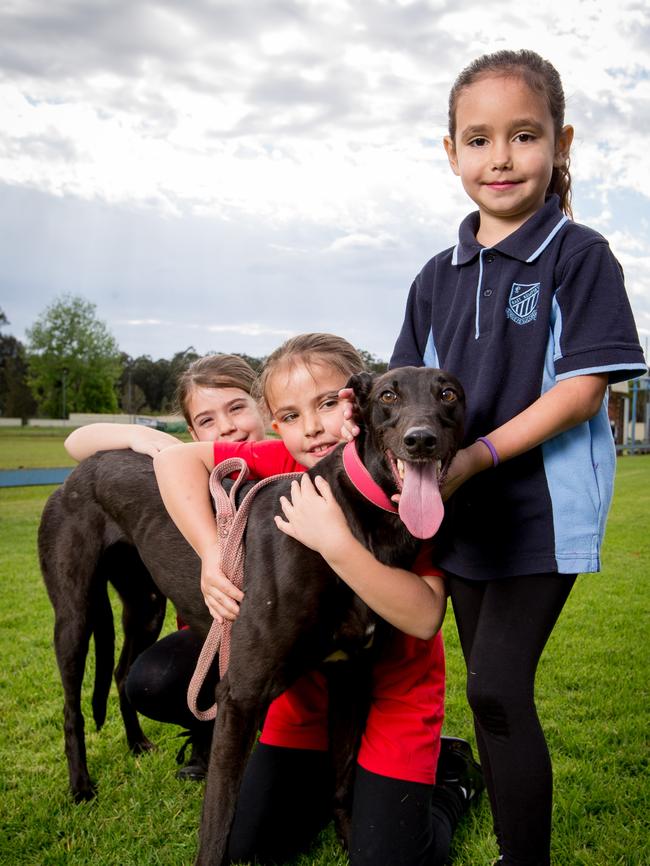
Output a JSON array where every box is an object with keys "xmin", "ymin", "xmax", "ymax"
[
  {"xmin": 168, "ymin": 347, "xmax": 200, "ymax": 410},
  {"xmin": 0, "ymin": 309, "xmax": 37, "ymax": 421},
  {"xmin": 118, "ymin": 348, "xmax": 201, "ymax": 414},
  {"xmin": 26, "ymin": 295, "xmax": 123, "ymax": 417},
  {"xmin": 357, "ymin": 348, "xmax": 388, "ymax": 373},
  {"xmin": 117, "ymin": 353, "xmax": 147, "ymax": 415},
  {"xmin": 232, "ymin": 352, "xmax": 264, "ymax": 372},
  {"xmin": 120, "ymin": 354, "xmax": 172, "ymax": 413}
]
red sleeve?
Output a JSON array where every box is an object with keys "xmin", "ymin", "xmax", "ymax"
[
  {"xmin": 412, "ymin": 542, "xmax": 444, "ymax": 578},
  {"xmin": 212, "ymin": 439, "xmax": 304, "ymax": 477}
]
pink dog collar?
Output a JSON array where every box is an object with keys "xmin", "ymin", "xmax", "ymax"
[{"xmin": 342, "ymin": 441, "xmax": 398, "ymax": 514}]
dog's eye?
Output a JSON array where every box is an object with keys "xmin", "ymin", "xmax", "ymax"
[
  {"xmin": 440, "ymin": 389, "xmax": 457, "ymax": 403},
  {"xmin": 379, "ymin": 390, "xmax": 398, "ymax": 405}
]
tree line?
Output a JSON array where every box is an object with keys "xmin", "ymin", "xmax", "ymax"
[{"xmin": 0, "ymin": 296, "xmax": 388, "ymax": 421}]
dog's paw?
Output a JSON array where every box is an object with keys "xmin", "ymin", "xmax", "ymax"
[
  {"xmin": 72, "ymin": 781, "xmax": 97, "ymax": 803},
  {"xmin": 130, "ymin": 737, "xmax": 155, "ymax": 756}
]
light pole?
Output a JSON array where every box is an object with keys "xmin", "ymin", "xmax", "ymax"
[{"xmin": 62, "ymin": 367, "xmax": 68, "ymax": 420}]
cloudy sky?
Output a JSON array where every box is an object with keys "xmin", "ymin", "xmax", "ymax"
[{"xmin": 1, "ymin": 0, "xmax": 649, "ymax": 364}]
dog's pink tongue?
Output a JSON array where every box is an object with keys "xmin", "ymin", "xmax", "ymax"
[{"xmin": 398, "ymin": 461, "xmax": 444, "ymax": 539}]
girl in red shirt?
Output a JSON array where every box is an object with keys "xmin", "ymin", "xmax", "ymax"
[{"xmin": 155, "ymin": 333, "xmax": 482, "ymax": 866}]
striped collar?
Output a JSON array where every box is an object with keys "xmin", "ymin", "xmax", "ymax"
[{"xmin": 451, "ymin": 195, "xmax": 569, "ymax": 266}]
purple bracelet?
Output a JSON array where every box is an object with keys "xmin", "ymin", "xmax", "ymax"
[{"xmin": 476, "ymin": 436, "xmax": 500, "ymax": 467}]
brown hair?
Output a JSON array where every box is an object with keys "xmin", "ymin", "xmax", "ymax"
[
  {"xmin": 174, "ymin": 354, "xmax": 256, "ymax": 425},
  {"xmin": 448, "ymin": 49, "xmax": 573, "ymax": 218},
  {"xmin": 254, "ymin": 333, "xmax": 366, "ymax": 414}
]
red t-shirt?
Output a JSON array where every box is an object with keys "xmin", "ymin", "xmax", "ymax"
[
  {"xmin": 213, "ymin": 438, "xmax": 305, "ymax": 475},
  {"xmin": 212, "ymin": 438, "xmax": 445, "ymax": 784}
]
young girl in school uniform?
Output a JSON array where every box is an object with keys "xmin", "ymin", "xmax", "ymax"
[
  {"xmin": 153, "ymin": 332, "xmax": 483, "ymax": 866},
  {"xmin": 389, "ymin": 49, "xmax": 646, "ymax": 865}
]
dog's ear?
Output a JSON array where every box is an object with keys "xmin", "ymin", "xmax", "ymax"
[{"xmin": 346, "ymin": 372, "xmax": 375, "ymax": 408}]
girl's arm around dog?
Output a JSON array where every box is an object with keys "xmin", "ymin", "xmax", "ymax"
[
  {"xmin": 275, "ymin": 474, "xmax": 447, "ymax": 641},
  {"xmin": 65, "ymin": 422, "xmax": 182, "ymax": 461},
  {"xmin": 153, "ymin": 443, "xmax": 244, "ymax": 622},
  {"xmin": 442, "ymin": 373, "xmax": 608, "ymax": 500}
]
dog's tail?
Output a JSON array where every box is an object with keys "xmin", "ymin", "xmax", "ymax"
[{"xmin": 91, "ymin": 583, "xmax": 115, "ymax": 731}]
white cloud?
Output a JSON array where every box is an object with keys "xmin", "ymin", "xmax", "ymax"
[
  {"xmin": 205, "ymin": 322, "xmax": 295, "ymax": 338},
  {"xmin": 0, "ymin": 0, "xmax": 648, "ymax": 359},
  {"xmin": 327, "ymin": 232, "xmax": 399, "ymax": 252}
]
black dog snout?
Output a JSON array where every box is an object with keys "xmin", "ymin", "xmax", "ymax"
[{"xmin": 403, "ymin": 426, "xmax": 437, "ymax": 456}]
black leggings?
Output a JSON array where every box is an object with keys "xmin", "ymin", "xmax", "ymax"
[
  {"xmin": 125, "ymin": 628, "xmax": 216, "ymax": 740},
  {"xmin": 227, "ymin": 744, "xmax": 465, "ymax": 866},
  {"xmin": 448, "ymin": 572, "xmax": 575, "ymax": 866},
  {"xmin": 127, "ymin": 634, "xmax": 465, "ymax": 864}
]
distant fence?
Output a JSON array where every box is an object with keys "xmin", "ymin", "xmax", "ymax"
[
  {"xmin": 616, "ymin": 442, "xmax": 650, "ymax": 455},
  {"xmin": 24, "ymin": 419, "xmax": 75, "ymax": 428},
  {"xmin": 0, "ymin": 413, "xmax": 183, "ymax": 429},
  {"xmin": 29, "ymin": 412, "xmax": 182, "ymax": 428}
]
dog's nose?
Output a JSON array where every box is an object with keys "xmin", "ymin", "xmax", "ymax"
[{"xmin": 403, "ymin": 426, "xmax": 437, "ymax": 456}]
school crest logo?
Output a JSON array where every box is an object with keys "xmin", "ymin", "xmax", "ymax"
[{"xmin": 506, "ymin": 282, "xmax": 540, "ymax": 325}]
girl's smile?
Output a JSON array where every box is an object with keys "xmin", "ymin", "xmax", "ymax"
[
  {"xmin": 186, "ymin": 386, "xmax": 266, "ymax": 444},
  {"xmin": 486, "ymin": 180, "xmax": 522, "ymax": 190},
  {"xmin": 266, "ymin": 361, "xmax": 348, "ymax": 468}
]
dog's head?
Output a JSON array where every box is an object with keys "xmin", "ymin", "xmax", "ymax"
[{"xmin": 346, "ymin": 366, "xmax": 465, "ymax": 539}]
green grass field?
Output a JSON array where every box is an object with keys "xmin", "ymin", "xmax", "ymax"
[
  {"xmin": 0, "ymin": 430, "xmax": 648, "ymax": 865},
  {"xmin": 0, "ymin": 427, "xmax": 194, "ymax": 471},
  {"xmin": 0, "ymin": 427, "xmax": 79, "ymax": 469}
]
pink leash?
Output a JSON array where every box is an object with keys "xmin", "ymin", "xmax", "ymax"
[
  {"xmin": 187, "ymin": 441, "xmax": 393, "ymax": 720},
  {"xmin": 187, "ymin": 458, "xmax": 301, "ymax": 721}
]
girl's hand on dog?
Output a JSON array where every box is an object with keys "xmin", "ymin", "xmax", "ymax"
[
  {"xmin": 200, "ymin": 545, "xmax": 244, "ymax": 622},
  {"xmin": 275, "ymin": 475, "xmax": 352, "ymax": 558},
  {"xmin": 338, "ymin": 387, "xmax": 360, "ymax": 441},
  {"xmin": 441, "ymin": 443, "xmax": 492, "ymax": 500},
  {"xmin": 129, "ymin": 427, "xmax": 182, "ymax": 458}
]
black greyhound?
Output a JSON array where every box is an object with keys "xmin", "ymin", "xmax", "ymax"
[{"xmin": 39, "ymin": 366, "xmax": 465, "ymax": 866}]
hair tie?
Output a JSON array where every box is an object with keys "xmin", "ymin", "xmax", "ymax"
[{"xmin": 476, "ymin": 436, "xmax": 499, "ymax": 467}]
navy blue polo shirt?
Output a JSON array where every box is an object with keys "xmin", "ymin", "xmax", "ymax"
[{"xmin": 391, "ymin": 195, "xmax": 646, "ymax": 579}]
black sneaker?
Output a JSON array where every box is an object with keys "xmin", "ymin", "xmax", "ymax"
[
  {"xmin": 435, "ymin": 736, "xmax": 484, "ymax": 806},
  {"xmin": 175, "ymin": 730, "xmax": 210, "ymax": 782}
]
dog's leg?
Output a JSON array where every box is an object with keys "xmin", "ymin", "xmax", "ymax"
[
  {"xmin": 90, "ymin": 581, "xmax": 115, "ymax": 731},
  {"xmin": 326, "ymin": 655, "xmax": 373, "ymax": 848},
  {"xmin": 40, "ymin": 493, "xmax": 104, "ymax": 802},
  {"xmin": 108, "ymin": 544, "xmax": 167, "ymax": 754},
  {"xmin": 52, "ymin": 601, "xmax": 97, "ymax": 802},
  {"xmin": 195, "ymin": 686, "xmax": 262, "ymax": 866}
]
